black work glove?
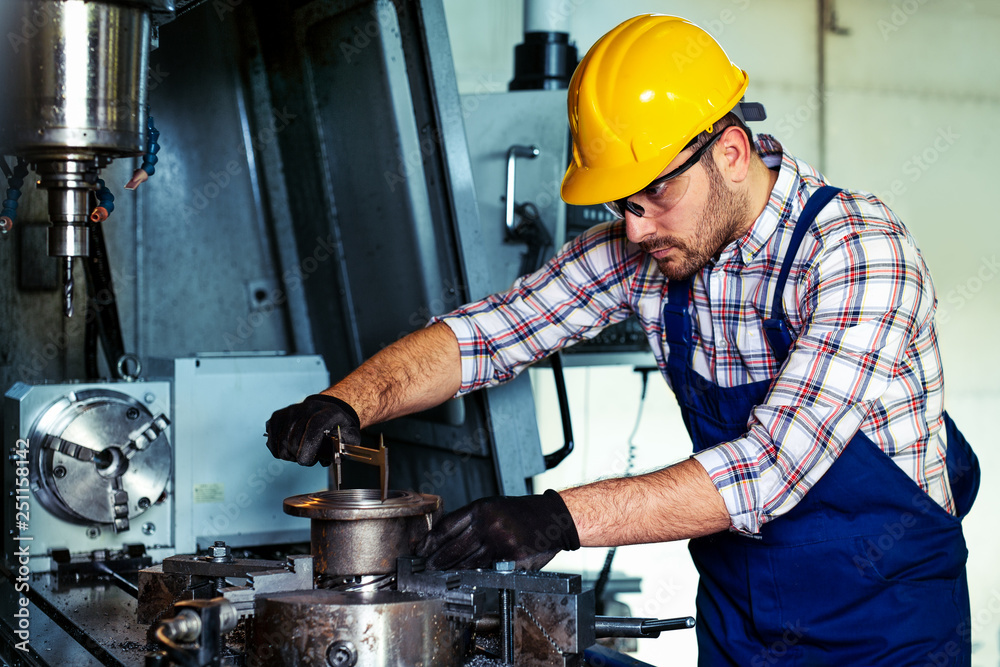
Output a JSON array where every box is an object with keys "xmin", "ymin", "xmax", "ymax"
[
  {"xmin": 415, "ymin": 489, "xmax": 580, "ymax": 571},
  {"xmin": 265, "ymin": 394, "xmax": 360, "ymax": 466}
]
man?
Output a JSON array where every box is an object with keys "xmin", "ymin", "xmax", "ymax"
[{"xmin": 267, "ymin": 15, "xmax": 979, "ymax": 665}]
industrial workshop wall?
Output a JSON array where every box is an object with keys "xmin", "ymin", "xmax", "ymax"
[{"xmin": 443, "ymin": 0, "xmax": 1000, "ymax": 665}]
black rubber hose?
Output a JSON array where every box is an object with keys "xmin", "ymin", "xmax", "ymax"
[{"xmin": 543, "ymin": 351, "xmax": 574, "ymax": 469}]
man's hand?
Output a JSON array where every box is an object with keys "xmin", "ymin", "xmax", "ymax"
[
  {"xmin": 265, "ymin": 394, "xmax": 361, "ymax": 466},
  {"xmin": 415, "ymin": 490, "xmax": 580, "ymax": 571}
]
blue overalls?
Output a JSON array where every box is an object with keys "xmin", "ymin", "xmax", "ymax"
[{"xmin": 662, "ymin": 187, "xmax": 981, "ymax": 666}]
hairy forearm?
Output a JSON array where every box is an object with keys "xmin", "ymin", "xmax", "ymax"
[
  {"xmin": 322, "ymin": 322, "xmax": 462, "ymax": 428},
  {"xmin": 559, "ymin": 458, "xmax": 731, "ymax": 546}
]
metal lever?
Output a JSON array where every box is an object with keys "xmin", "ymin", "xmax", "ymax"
[
  {"xmin": 504, "ymin": 144, "xmax": 539, "ymax": 233},
  {"xmin": 594, "ymin": 615, "xmax": 696, "ymax": 638},
  {"xmin": 331, "ymin": 427, "xmax": 389, "ymax": 501}
]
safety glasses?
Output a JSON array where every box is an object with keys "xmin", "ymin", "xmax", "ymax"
[{"xmin": 604, "ymin": 131, "xmax": 724, "ymax": 219}]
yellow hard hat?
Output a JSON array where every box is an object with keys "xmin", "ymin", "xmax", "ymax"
[{"xmin": 561, "ymin": 15, "xmax": 753, "ymax": 206}]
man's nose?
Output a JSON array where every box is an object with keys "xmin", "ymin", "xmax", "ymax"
[{"xmin": 625, "ymin": 209, "xmax": 657, "ymax": 245}]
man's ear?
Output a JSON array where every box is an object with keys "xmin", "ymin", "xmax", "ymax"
[{"xmin": 717, "ymin": 124, "xmax": 752, "ymax": 183}]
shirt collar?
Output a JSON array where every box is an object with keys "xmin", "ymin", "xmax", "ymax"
[{"xmin": 718, "ymin": 134, "xmax": 801, "ymax": 267}]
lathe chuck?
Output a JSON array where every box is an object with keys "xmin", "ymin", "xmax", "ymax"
[{"xmin": 27, "ymin": 389, "xmax": 171, "ymax": 532}]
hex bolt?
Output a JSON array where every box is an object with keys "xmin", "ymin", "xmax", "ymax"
[
  {"xmin": 126, "ymin": 407, "xmax": 140, "ymax": 420},
  {"xmin": 53, "ymin": 465, "xmax": 67, "ymax": 479},
  {"xmin": 209, "ymin": 540, "xmax": 234, "ymax": 563},
  {"xmin": 138, "ymin": 497, "xmax": 151, "ymax": 510},
  {"xmin": 142, "ymin": 522, "xmax": 156, "ymax": 536},
  {"xmin": 326, "ymin": 640, "xmax": 358, "ymax": 667}
]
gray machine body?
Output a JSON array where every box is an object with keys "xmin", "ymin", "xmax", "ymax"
[{"xmin": 4, "ymin": 354, "xmax": 330, "ymax": 568}]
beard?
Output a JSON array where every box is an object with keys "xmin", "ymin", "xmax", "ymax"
[{"xmin": 640, "ymin": 165, "xmax": 750, "ymax": 281}]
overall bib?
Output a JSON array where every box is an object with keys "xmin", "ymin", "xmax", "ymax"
[{"xmin": 662, "ymin": 187, "xmax": 981, "ymax": 666}]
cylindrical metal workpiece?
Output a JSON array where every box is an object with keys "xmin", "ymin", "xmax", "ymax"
[
  {"xmin": 1, "ymin": 0, "xmax": 151, "ymax": 157},
  {"xmin": 48, "ymin": 221, "xmax": 89, "ymax": 257},
  {"xmin": 283, "ymin": 489, "xmax": 441, "ymax": 579},
  {"xmin": 46, "ymin": 188, "xmax": 92, "ymax": 225},
  {"xmin": 250, "ymin": 590, "xmax": 467, "ymax": 667}
]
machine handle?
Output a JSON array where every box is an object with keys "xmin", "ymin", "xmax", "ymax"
[
  {"xmin": 504, "ymin": 144, "xmax": 539, "ymax": 233},
  {"xmin": 594, "ymin": 615, "xmax": 696, "ymax": 638}
]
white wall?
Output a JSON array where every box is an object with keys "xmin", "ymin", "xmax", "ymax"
[{"xmin": 444, "ymin": 1, "xmax": 1000, "ymax": 665}]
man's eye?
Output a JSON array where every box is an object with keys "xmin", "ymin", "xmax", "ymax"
[{"xmin": 645, "ymin": 182, "xmax": 668, "ymax": 197}]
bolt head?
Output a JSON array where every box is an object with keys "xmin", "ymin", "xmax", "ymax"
[
  {"xmin": 495, "ymin": 560, "xmax": 516, "ymax": 572},
  {"xmin": 326, "ymin": 640, "xmax": 357, "ymax": 667},
  {"xmin": 141, "ymin": 522, "xmax": 156, "ymax": 536},
  {"xmin": 209, "ymin": 543, "xmax": 232, "ymax": 561}
]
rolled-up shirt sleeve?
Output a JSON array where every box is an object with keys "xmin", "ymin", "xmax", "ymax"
[
  {"xmin": 430, "ymin": 222, "xmax": 641, "ymax": 396},
  {"xmin": 693, "ymin": 224, "xmax": 935, "ymax": 535}
]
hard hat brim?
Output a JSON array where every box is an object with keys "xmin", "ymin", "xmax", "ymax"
[{"xmin": 560, "ymin": 157, "xmax": 671, "ymax": 207}]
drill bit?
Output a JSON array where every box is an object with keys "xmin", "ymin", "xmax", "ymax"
[{"xmin": 63, "ymin": 257, "xmax": 74, "ymax": 317}]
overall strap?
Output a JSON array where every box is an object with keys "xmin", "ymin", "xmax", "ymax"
[
  {"xmin": 762, "ymin": 185, "xmax": 842, "ymax": 363},
  {"xmin": 662, "ymin": 277, "xmax": 693, "ymax": 374}
]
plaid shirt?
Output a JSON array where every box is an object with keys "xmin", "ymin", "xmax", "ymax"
[{"xmin": 434, "ymin": 134, "xmax": 952, "ymax": 535}]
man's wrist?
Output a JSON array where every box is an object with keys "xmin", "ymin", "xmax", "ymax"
[
  {"xmin": 310, "ymin": 393, "xmax": 360, "ymax": 428},
  {"xmin": 542, "ymin": 489, "xmax": 580, "ymax": 551}
]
